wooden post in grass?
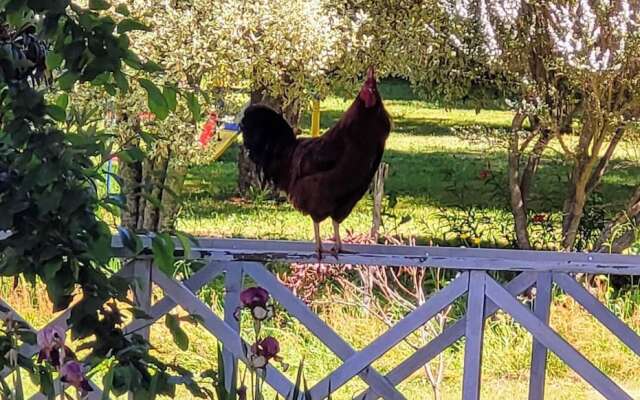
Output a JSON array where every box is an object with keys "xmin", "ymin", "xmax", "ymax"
[
  {"xmin": 371, "ymin": 162, "xmax": 389, "ymax": 241},
  {"xmin": 311, "ymin": 99, "xmax": 321, "ymax": 138},
  {"xmin": 367, "ymin": 162, "xmax": 388, "ymax": 311},
  {"xmin": 130, "ymin": 259, "xmax": 152, "ymax": 400}
]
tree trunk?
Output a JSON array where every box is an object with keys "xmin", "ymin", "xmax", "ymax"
[
  {"xmin": 507, "ymin": 113, "xmax": 532, "ymax": 250},
  {"xmin": 520, "ymin": 130, "xmax": 551, "ymax": 209},
  {"xmin": 120, "ymin": 148, "xmax": 142, "ymax": 230},
  {"xmin": 237, "ymin": 87, "xmax": 302, "ymax": 196},
  {"xmin": 561, "ymin": 122, "xmax": 620, "ymax": 250},
  {"xmin": 158, "ymin": 161, "xmax": 188, "ymax": 231},
  {"xmin": 596, "ymin": 186, "xmax": 640, "ymax": 253},
  {"xmin": 119, "ymin": 137, "xmax": 188, "ymax": 232},
  {"xmin": 140, "ymin": 151, "xmax": 170, "ymax": 231}
]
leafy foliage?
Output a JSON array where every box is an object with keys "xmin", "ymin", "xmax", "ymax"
[{"xmin": 0, "ymin": 0, "xmax": 206, "ymax": 397}]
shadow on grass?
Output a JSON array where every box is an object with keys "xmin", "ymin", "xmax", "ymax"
[
  {"xmin": 301, "ymin": 110, "xmax": 512, "ymax": 137},
  {"xmin": 185, "ymin": 144, "xmax": 640, "ymax": 220}
]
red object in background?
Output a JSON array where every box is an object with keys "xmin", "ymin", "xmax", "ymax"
[
  {"xmin": 199, "ymin": 112, "xmax": 218, "ymax": 146},
  {"xmin": 479, "ymin": 169, "xmax": 491, "ymax": 180},
  {"xmin": 532, "ymin": 214, "xmax": 547, "ymax": 223},
  {"xmin": 138, "ymin": 111, "xmax": 155, "ymax": 123}
]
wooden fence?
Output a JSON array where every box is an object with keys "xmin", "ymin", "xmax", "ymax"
[{"xmin": 2, "ymin": 237, "xmax": 640, "ymax": 399}]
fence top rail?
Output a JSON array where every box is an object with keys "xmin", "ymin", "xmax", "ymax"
[{"xmin": 111, "ymin": 236, "xmax": 640, "ymax": 275}]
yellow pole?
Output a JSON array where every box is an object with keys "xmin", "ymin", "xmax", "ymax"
[{"xmin": 311, "ymin": 99, "xmax": 320, "ymax": 138}]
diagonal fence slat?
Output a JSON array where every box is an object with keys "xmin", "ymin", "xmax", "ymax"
[
  {"xmin": 242, "ymin": 262, "xmax": 405, "ymax": 400},
  {"xmin": 149, "ymin": 265, "xmax": 295, "ymax": 397},
  {"xmin": 485, "ymin": 275, "xmax": 633, "ymax": 400},
  {"xmin": 553, "ymin": 272, "xmax": 640, "ymax": 357},
  {"xmin": 123, "ymin": 261, "xmax": 226, "ymax": 335},
  {"xmin": 308, "ymin": 272, "xmax": 470, "ymax": 399},
  {"xmin": 356, "ymin": 272, "xmax": 537, "ymax": 400}
]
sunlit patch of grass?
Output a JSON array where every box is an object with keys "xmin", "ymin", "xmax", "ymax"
[{"xmin": 179, "ymin": 80, "xmax": 640, "ymax": 242}]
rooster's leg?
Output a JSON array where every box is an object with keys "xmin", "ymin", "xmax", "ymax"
[
  {"xmin": 331, "ymin": 220, "xmax": 354, "ymax": 255},
  {"xmin": 331, "ymin": 220, "xmax": 342, "ymax": 256},
  {"xmin": 313, "ymin": 221, "xmax": 323, "ymax": 259}
]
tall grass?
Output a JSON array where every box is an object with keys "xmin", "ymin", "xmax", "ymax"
[{"xmin": 3, "ymin": 276, "xmax": 639, "ymax": 399}]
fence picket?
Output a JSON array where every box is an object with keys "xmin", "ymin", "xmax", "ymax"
[
  {"xmin": 124, "ymin": 261, "xmax": 225, "ymax": 335},
  {"xmin": 462, "ymin": 271, "xmax": 486, "ymax": 400},
  {"xmin": 223, "ymin": 264, "xmax": 244, "ymax": 392},
  {"xmin": 529, "ymin": 272, "xmax": 552, "ymax": 400}
]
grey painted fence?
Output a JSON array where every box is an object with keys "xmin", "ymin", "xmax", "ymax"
[{"xmin": 2, "ymin": 237, "xmax": 640, "ymax": 400}]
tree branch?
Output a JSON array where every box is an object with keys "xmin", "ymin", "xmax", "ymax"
[{"xmin": 586, "ymin": 126, "xmax": 625, "ymax": 195}]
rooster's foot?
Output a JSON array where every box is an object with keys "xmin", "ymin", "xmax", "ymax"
[{"xmin": 329, "ymin": 246, "xmax": 355, "ymax": 257}]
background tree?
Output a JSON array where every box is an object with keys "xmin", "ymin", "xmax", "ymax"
[
  {"xmin": 206, "ymin": 0, "xmax": 368, "ymax": 193},
  {"xmin": 371, "ymin": 0, "xmax": 640, "ymax": 252}
]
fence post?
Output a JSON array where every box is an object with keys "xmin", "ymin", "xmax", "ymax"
[
  {"xmin": 462, "ymin": 271, "xmax": 486, "ymax": 400},
  {"xmin": 371, "ymin": 162, "xmax": 389, "ymax": 240},
  {"xmin": 131, "ymin": 259, "xmax": 153, "ymax": 340},
  {"xmin": 528, "ymin": 272, "xmax": 552, "ymax": 400},
  {"xmin": 128, "ymin": 259, "xmax": 152, "ymax": 400},
  {"xmin": 223, "ymin": 263, "xmax": 244, "ymax": 392}
]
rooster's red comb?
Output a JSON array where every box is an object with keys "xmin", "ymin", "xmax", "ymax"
[{"xmin": 366, "ymin": 66, "xmax": 375, "ymax": 81}]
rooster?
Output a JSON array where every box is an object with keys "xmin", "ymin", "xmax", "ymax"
[{"xmin": 240, "ymin": 67, "xmax": 391, "ymax": 257}]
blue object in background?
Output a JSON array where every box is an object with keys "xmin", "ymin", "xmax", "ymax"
[{"xmin": 223, "ymin": 122, "xmax": 240, "ymax": 132}]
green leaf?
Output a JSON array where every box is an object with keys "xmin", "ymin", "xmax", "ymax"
[
  {"xmin": 37, "ymin": 367, "xmax": 54, "ymax": 400},
  {"xmin": 55, "ymin": 93, "xmax": 69, "ymax": 109},
  {"xmin": 14, "ymin": 365, "xmax": 24, "ymax": 400},
  {"xmin": 291, "ymin": 359, "xmax": 305, "ymax": 400},
  {"xmin": 117, "ymin": 146, "xmax": 145, "ymax": 163},
  {"xmin": 165, "ymin": 314, "xmax": 189, "ymax": 351},
  {"xmin": 113, "ymin": 70, "xmax": 129, "ymax": 92},
  {"xmin": 142, "ymin": 61, "xmax": 163, "ymax": 73},
  {"xmin": 185, "ymin": 92, "xmax": 201, "ymax": 122},
  {"xmin": 148, "ymin": 371, "xmax": 160, "ymax": 400},
  {"xmin": 89, "ymin": 0, "xmax": 110, "ymax": 10},
  {"xmin": 118, "ymin": 18, "xmax": 150, "ymax": 34},
  {"xmin": 129, "ymin": 307, "xmax": 152, "ymax": 320},
  {"xmin": 101, "ymin": 363, "xmax": 115, "ymax": 400},
  {"xmin": 175, "ymin": 231, "xmax": 192, "ymax": 257},
  {"xmin": 45, "ymin": 52, "xmax": 63, "ymax": 70},
  {"xmin": 46, "ymin": 105, "xmax": 66, "ymax": 122},
  {"xmin": 163, "ymin": 86, "xmax": 177, "ymax": 112},
  {"xmin": 114, "ymin": 3, "xmax": 129, "ymax": 15},
  {"xmin": 58, "ymin": 71, "xmax": 79, "ymax": 91},
  {"xmin": 117, "ymin": 226, "xmax": 142, "ymax": 255},
  {"xmin": 139, "ymin": 78, "xmax": 169, "ymax": 120},
  {"xmin": 123, "ymin": 50, "xmax": 143, "ymax": 70},
  {"xmin": 151, "ymin": 234, "xmax": 175, "ymax": 274}
]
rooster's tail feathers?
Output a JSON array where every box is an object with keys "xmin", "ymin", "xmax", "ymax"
[{"xmin": 240, "ymin": 104, "xmax": 296, "ymax": 179}]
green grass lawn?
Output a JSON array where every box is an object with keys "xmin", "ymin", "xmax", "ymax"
[{"xmin": 178, "ymin": 80, "xmax": 640, "ymax": 248}]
